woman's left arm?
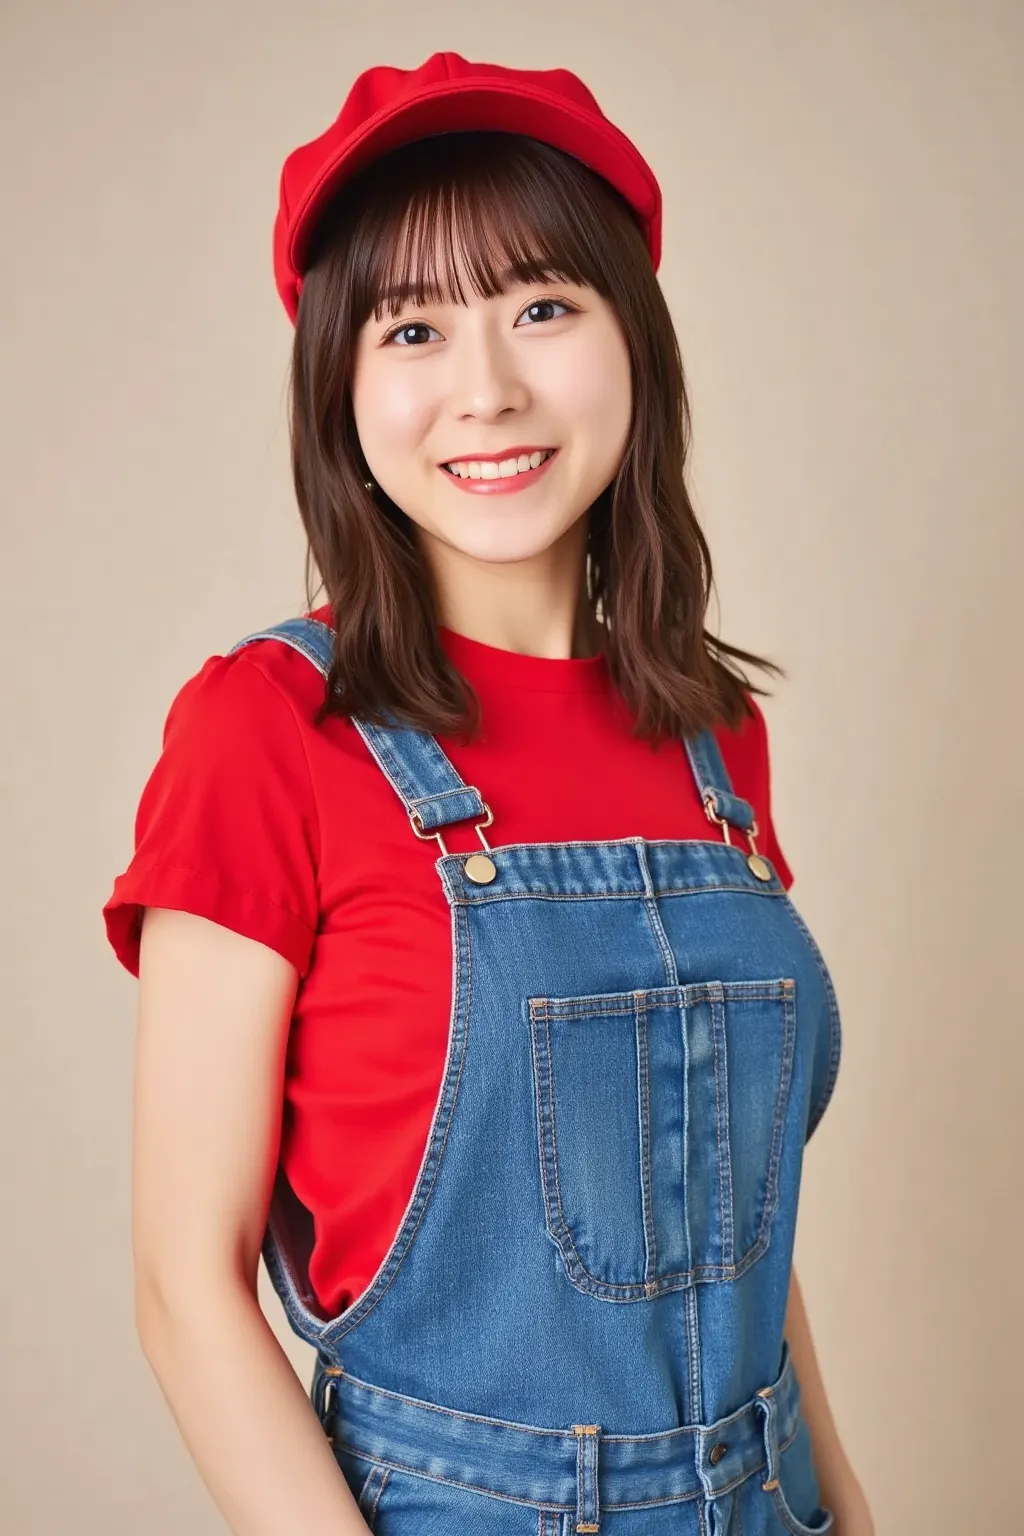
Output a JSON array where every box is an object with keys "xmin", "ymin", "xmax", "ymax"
[{"xmin": 785, "ymin": 1266, "xmax": 875, "ymax": 1535}]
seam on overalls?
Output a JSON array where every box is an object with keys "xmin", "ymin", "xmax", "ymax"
[
  {"xmin": 334, "ymin": 1423, "xmax": 797, "ymax": 1510},
  {"xmin": 759, "ymin": 984, "xmax": 798, "ymax": 1243},
  {"xmin": 358, "ymin": 1462, "xmax": 389, "ymax": 1527},
  {"xmin": 634, "ymin": 999, "xmax": 658, "ymax": 1283},
  {"xmin": 454, "ymin": 883, "xmax": 784, "ymax": 906},
  {"xmin": 529, "ymin": 981, "xmax": 795, "ymax": 1019},
  {"xmin": 684, "ymin": 1285, "xmax": 703, "ymax": 1424},
  {"xmin": 525, "ymin": 983, "xmax": 796, "ymax": 1298},
  {"xmin": 710, "ymin": 990, "xmax": 732, "ymax": 1267},
  {"xmin": 322, "ymin": 902, "xmax": 475, "ymax": 1341},
  {"xmin": 781, "ymin": 895, "xmax": 842, "ymax": 1140}
]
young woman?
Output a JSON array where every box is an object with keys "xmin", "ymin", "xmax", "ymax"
[{"xmin": 104, "ymin": 52, "xmax": 872, "ymax": 1536}]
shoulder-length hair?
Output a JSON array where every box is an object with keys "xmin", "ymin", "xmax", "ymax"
[{"xmin": 290, "ymin": 129, "xmax": 784, "ymax": 743}]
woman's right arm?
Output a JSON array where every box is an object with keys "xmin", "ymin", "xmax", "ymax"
[{"xmin": 132, "ymin": 905, "xmax": 369, "ymax": 1536}]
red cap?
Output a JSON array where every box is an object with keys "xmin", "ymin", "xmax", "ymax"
[{"xmin": 273, "ymin": 52, "xmax": 662, "ymax": 323}]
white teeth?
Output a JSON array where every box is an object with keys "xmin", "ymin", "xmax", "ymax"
[{"xmin": 444, "ymin": 449, "xmax": 554, "ymax": 479}]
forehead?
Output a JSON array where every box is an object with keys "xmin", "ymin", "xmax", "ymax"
[{"xmin": 368, "ymin": 194, "xmax": 584, "ymax": 322}]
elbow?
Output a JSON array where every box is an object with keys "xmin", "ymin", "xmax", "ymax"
[
  {"xmin": 132, "ymin": 1254, "xmax": 255, "ymax": 1352},
  {"xmin": 133, "ymin": 1264, "xmax": 185, "ymax": 1356}
]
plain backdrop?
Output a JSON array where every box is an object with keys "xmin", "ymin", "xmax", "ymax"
[{"xmin": 2, "ymin": 3, "xmax": 1022, "ymax": 1531}]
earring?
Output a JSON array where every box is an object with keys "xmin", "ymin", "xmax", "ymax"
[{"xmin": 364, "ymin": 477, "xmax": 375, "ymax": 492}]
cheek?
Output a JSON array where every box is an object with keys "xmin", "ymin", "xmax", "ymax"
[
  {"xmin": 352, "ymin": 363, "xmax": 433, "ymax": 455},
  {"xmin": 543, "ymin": 333, "xmax": 632, "ymax": 444}
]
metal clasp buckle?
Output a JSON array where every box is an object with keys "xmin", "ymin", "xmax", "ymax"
[
  {"xmin": 703, "ymin": 793, "xmax": 762, "ymax": 861},
  {"xmin": 410, "ymin": 800, "xmax": 494, "ymax": 859}
]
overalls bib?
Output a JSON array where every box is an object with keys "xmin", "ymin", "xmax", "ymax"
[{"xmin": 229, "ymin": 618, "xmax": 842, "ymax": 1536}]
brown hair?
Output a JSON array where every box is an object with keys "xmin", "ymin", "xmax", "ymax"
[{"xmin": 289, "ymin": 130, "xmax": 784, "ymax": 743}]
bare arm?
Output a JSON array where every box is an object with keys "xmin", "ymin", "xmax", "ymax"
[
  {"xmin": 785, "ymin": 1266, "xmax": 874, "ymax": 1534},
  {"xmin": 132, "ymin": 907, "xmax": 368, "ymax": 1536}
]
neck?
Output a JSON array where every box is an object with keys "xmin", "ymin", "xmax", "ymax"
[{"xmin": 420, "ymin": 521, "xmax": 604, "ymax": 661}]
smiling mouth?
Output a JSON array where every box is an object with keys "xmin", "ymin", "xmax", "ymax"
[{"xmin": 441, "ymin": 448, "xmax": 557, "ymax": 480}]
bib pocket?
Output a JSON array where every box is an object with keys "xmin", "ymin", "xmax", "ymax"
[{"xmin": 526, "ymin": 978, "xmax": 797, "ymax": 1299}]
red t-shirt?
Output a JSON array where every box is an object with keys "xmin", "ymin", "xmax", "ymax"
[{"xmin": 103, "ymin": 606, "xmax": 793, "ymax": 1316}]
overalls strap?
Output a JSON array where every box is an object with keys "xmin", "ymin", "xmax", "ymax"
[{"xmin": 227, "ymin": 616, "xmax": 755, "ymax": 839}]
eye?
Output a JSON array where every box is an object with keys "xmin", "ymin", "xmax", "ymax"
[
  {"xmin": 380, "ymin": 297, "xmax": 578, "ymax": 347},
  {"xmin": 381, "ymin": 321, "xmax": 442, "ymax": 348},
  {"xmin": 515, "ymin": 298, "xmax": 577, "ymax": 326}
]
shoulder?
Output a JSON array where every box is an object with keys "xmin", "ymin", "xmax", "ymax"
[
  {"xmin": 161, "ymin": 616, "xmax": 334, "ymax": 753},
  {"xmin": 713, "ymin": 690, "xmax": 770, "ymax": 782}
]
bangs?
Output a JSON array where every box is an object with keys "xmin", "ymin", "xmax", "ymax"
[{"xmin": 349, "ymin": 133, "xmax": 616, "ymax": 327}]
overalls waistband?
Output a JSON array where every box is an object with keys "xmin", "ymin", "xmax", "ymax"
[{"xmin": 315, "ymin": 1340, "xmax": 802, "ymax": 1525}]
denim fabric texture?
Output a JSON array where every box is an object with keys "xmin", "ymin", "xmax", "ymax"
[{"xmin": 228, "ymin": 617, "xmax": 842, "ymax": 1535}]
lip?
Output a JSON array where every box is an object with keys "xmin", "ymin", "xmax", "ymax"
[
  {"xmin": 436, "ymin": 445, "xmax": 556, "ymax": 467},
  {"xmin": 439, "ymin": 447, "xmax": 559, "ymax": 496}
]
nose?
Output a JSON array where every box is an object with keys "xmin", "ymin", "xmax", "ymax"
[{"xmin": 448, "ymin": 322, "xmax": 531, "ymax": 422}]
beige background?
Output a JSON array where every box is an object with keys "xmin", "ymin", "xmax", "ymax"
[{"xmin": 2, "ymin": 2, "xmax": 1021, "ymax": 1531}]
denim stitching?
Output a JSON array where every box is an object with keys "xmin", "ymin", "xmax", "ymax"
[
  {"xmin": 635, "ymin": 1001, "xmax": 658, "ymax": 1284},
  {"xmin": 683, "ymin": 1284, "xmax": 703, "ymax": 1424},
  {"xmin": 636, "ymin": 840, "xmax": 681, "ymax": 988},
  {"xmin": 529, "ymin": 1010, "xmax": 563, "ymax": 1259},
  {"xmin": 760, "ymin": 983, "xmax": 799, "ymax": 1242},
  {"xmin": 413, "ymin": 733, "xmax": 489, "ymax": 815},
  {"xmin": 781, "ymin": 896, "xmax": 842, "ymax": 1141},
  {"xmin": 362, "ymin": 722, "xmax": 430, "ymax": 812},
  {"xmin": 532, "ymin": 1003, "xmax": 657, "ymax": 1295},
  {"xmin": 336, "ymin": 1431, "xmax": 792, "ymax": 1505},
  {"xmin": 331, "ymin": 1422, "xmax": 799, "ymax": 1510},
  {"xmin": 349, "ymin": 719, "xmax": 417, "ymax": 812},
  {"xmin": 710, "ymin": 991, "xmax": 734, "ymax": 1267},
  {"xmin": 357, "ymin": 721, "xmax": 485, "ymax": 830},
  {"xmin": 769, "ymin": 1484, "xmax": 834, "ymax": 1535},
  {"xmin": 525, "ymin": 982, "xmax": 797, "ymax": 1298},
  {"xmin": 443, "ymin": 834, "xmax": 776, "ymax": 856},
  {"xmin": 407, "ymin": 785, "xmax": 484, "ymax": 810},
  {"xmin": 531, "ymin": 981, "xmax": 797, "ymax": 1021},
  {"xmin": 319, "ymin": 903, "xmax": 474, "ymax": 1343},
  {"xmin": 355, "ymin": 714, "xmax": 488, "ymax": 829},
  {"xmin": 366, "ymin": 1466, "xmax": 389, "ymax": 1525},
  {"xmin": 329, "ymin": 1354, "xmax": 797, "ymax": 1439},
  {"xmin": 453, "ymin": 885, "xmax": 786, "ymax": 907},
  {"xmin": 356, "ymin": 1462, "xmax": 389, "ymax": 1528}
]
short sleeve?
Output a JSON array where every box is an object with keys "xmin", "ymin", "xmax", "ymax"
[{"xmin": 102, "ymin": 650, "xmax": 321, "ymax": 979}]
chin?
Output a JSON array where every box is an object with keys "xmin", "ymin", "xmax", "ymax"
[{"xmin": 451, "ymin": 533, "xmax": 559, "ymax": 566}]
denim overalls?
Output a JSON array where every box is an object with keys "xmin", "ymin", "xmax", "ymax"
[{"xmin": 228, "ymin": 617, "xmax": 842, "ymax": 1536}]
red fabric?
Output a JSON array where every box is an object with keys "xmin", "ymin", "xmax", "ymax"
[
  {"xmin": 103, "ymin": 607, "xmax": 793, "ymax": 1315},
  {"xmin": 275, "ymin": 51, "xmax": 663, "ymax": 322}
]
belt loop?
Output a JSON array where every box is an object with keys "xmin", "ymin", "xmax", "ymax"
[
  {"xmin": 753, "ymin": 1384, "xmax": 780, "ymax": 1492},
  {"xmin": 572, "ymin": 1424, "xmax": 601, "ymax": 1532}
]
